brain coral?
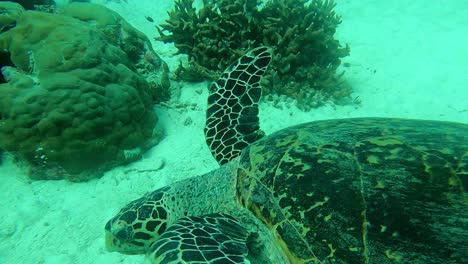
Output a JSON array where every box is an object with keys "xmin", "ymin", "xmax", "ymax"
[{"xmin": 0, "ymin": 2, "xmax": 169, "ymax": 181}]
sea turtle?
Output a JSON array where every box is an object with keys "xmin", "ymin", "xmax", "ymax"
[{"xmin": 104, "ymin": 47, "xmax": 467, "ymax": 263}]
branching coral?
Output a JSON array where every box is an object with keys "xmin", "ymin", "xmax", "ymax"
[{"xmin": 157, "ymin": 0, "xmax": 351, "ymax": 109}]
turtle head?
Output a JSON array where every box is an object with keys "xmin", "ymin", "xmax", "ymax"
[{"xmin": 104, "ymin": 187, "xmax": 170, "ymax": 254}]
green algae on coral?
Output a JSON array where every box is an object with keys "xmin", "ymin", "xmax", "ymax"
[
  {"xmin": 157, "ymin": 0, "xmax": 351, "ymax": 109},
  {"xmin": 0, "ymin": 2, "xmax": 169, "ymax": 181},
  {"xmin": 8, "ymin": 0, "xmax": 54, "ymax": 10}
]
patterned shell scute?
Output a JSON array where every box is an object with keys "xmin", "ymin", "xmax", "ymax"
[{"xmin": 236, "ymin": 118, "xmax": 467, "ymax": 263}]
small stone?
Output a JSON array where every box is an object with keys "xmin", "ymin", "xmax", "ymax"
[
  {"xmin": 153, "ymin": 158, "xmax": 165, "ymax": 171},
  {"xmin": 183, "ymin": 117, "xmax": 193, "ymax": 126}
]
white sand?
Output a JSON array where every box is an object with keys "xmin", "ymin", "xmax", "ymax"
[{"xmin": 0, "ymin": 0, "xmax": 466, "ymax": 263}]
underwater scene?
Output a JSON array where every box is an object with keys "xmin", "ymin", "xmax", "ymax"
[{"xmin": 0, "ymin": 0, "xmax": 466, "ymax": 263}]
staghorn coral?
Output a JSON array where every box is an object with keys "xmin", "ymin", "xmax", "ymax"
[
  {"xmin": 0, "ymin": 2, "xmax": 169, "ymax": 181},
  {"xmin": 157, "ymin": 0, "xmax": 351, "ymax": 109}
]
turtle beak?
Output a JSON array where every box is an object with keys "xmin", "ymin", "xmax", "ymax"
[
  {"xmin": 104, "ymin": 220, "xmax": 118, "ymax": 252},
  {"xmin": 105, "ymin": 230, "xmax": 117, "ymax": 252},
  {"xmin": 104, "ymin": 228, "xmax": 144, "ymax": 255}
]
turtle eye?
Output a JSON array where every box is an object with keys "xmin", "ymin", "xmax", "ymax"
[
  {"xmin": 115, "ymin": 227, "xmax": 132, "ymax": 241},
  {"xmin": 115, "ymin": 229, "xmax": 127, "ymax": 240}
]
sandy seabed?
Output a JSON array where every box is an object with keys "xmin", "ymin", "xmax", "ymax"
[{"xmin": 0, "ymin": 0, "xmax": 467, "ymax": 263}]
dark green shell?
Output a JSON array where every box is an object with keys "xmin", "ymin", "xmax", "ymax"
[{"xmin": 236, "ymin": 117, "xmax": 467, "ymax": 263}]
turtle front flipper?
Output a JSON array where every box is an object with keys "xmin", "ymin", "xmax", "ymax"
[
  {"xmin": 146, "ymin": 213, "xmax": 250, "ymax": 264},
  {"xmin": 205, "ymin": 47, "xmax": 272, "ymax": 165}
]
